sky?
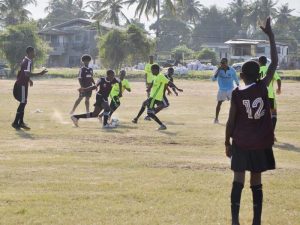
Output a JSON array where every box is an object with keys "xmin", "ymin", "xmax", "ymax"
[{"xmin": 27, "ymin": 0, "xmax": 300, "ymax": 23}]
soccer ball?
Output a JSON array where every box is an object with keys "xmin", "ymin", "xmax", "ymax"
[{"xmin": 111, "ymin": 118, "xmax": 119, "ymax": 126}]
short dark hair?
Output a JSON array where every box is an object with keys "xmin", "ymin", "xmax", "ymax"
[
  {"xmin": 106, "ymin": 69, "xmax": 115, "ymax": 76},
  {"xmin": 81, "ymin": 54, "xmax": 92, "ymax": 62},
  {"xmin": 221, "ymin": 58, "xmax": 228, "ymax": 63},
  {"xmin": 242, "ymin": 61, "xmax": 260, "ymax": 82},
  {"xmin": 151, "ymin": 64, "xmax": 159, "ymax": 71},
  {"xmin": 168, "ymin": 67, "xmax": 174, "ymax": 72},
  {"xmin": 120, "ymin": 70, "xmax": 126, "ymax": 75},
  {"xmin": 258, "ymin": 56, "xmax": 267, "ymax": 65},
  {"xmin": 26, "ymin": 46, "xmax": 34, "ymax": 54}
]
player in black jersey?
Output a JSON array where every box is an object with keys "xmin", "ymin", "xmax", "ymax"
[{"xmin": 71, "ymin": 70, "xmax": 121, "ymax": 128}]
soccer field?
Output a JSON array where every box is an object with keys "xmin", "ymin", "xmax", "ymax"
[{"xmin": 0, "ymin": 79, "xmax": 299, "ymax": 225}]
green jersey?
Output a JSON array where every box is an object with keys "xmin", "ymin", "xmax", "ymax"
[
  {"xmin": 150, "ymin": 73, "xmax": 170, "ymax": 101},
  {"xmin": 260, "ymin": 65, "xmax": 281, "ymax": 99},
  {"xmin": 110, "ymin": 79, "xmax": 131, "ymax": 98},
  {"xmin": 145, "ymin": 63, "xmax": 155, "ymax": 84}
]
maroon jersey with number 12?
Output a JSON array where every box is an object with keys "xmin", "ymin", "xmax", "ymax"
[{"xmin": 231, "ymin": 81, "xmax": 274, "ymax": 150}]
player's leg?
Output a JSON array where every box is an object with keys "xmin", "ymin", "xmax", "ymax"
[
  {"xmin": 101, "ymin": 100, "xmax": 111, "ymax": 127},
  {"xmin": 85, "ymin": 96, "xmax": 90, "ymax": 114},
  {"xmin": 132, "ymin": 99, "xmax": 149, "ymax": 123},
  {"xmin": 109, "ymin": 96, "xmax": 120, "ymax": 118},
  {"xmin": 155, "ymin": 96, "xmax": 169, "ymax": 114},
  {"xmin": 215, "ymin": 101, "xmax": 223, "ymax": 123},
  {"xmin": 250, "ymin": 172, "xmax": 262, "ymax": 225},
  {"xmin": 12, "ymin": 102, "xmax": 26, "ymax": 129},
  {"xmin": 147, "ymin": 99, "xmax": 166, "ymax": 130},
  {"xmin": 231, "ymin": 172, "xmax": 245, "ymax": 225},
  {"xmin": 70, "ymin": 96, "xmax": 83, "ymax": 114}
]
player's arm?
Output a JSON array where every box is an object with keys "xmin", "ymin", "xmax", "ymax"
[
  {"xmin": 118, "ymin": 81, "xmax": 122, "ymax": 97},
  {"xmin": 212, "ymin": 68, "xmax": 220, "ymax": 81},
  {"xmin": 260, "ymin": 17, "xmax": 278, "ymax": 86},
  {"xmin": 27, "ymin": 68, "xmax": 48, "ymax": 77},
  {"xmin": 146, "ymin": 82, "xmax": 153, "ymax": 92},
  {"xmin": 275, "ymin": 73, "xmax": 282, "ymax": 94},
  {"xmin": 29, "ymin": 79, "xmax": 33, "ymax": 87},
  {"xmin": 225, "ymin": 98, "xmax": 237, "ymax": 158},
  {"xmin": 168, "ymin": 81, "xmax": 183, "ymax": 93},
  {"xmin": 78, "ymin": 85, "xmax": 97, "ymax": 93},
  {"xmin": 91, "ymin": 70, "xmax": 96, "ymax": 85}
]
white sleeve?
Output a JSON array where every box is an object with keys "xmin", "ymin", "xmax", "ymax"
[{"xmin": 24, "ymin": 61, "xmax": 31, "ymax": 73}]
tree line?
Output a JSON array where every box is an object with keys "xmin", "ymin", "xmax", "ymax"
[{"xmin": 1, "ymin": 0, "xmax": 300, "ymax": 72}]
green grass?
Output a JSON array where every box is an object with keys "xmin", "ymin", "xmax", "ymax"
[
  {"xmin": 37, "ymin": 68, "xmax": 300, "ymax": 80},
  {"xmin": 0, "ymin": 79, "xmax": 299, "ymax": 225}
]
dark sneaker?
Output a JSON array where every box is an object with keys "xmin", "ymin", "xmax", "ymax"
[
  {"xmin": 11, "ymin": 123, "xmax": 20, "ymax": 130},
  {"xmin": 157, "ymin": 124, "xmax": 167, "ymax": 130},
  {"xmin": 20, "ymin": 123, "xmax": 31, "ymax": 130},
  {"xmin": 132, "ymin": 118, "xmax": 138, "ymax": 124}
]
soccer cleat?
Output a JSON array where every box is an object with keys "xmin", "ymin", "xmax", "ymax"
[
  {"xmin": 103, "ymin": 123, "xmax": 116, "ymax": 129},
  {"xmin": 157, "ymin": 124, "xmax": 167, "ymax": 130},
  {"xmin": 11, "ymin": 123, "xmax": 20, "ymax": 130},
  {"xmin": 19, "ymin": 123, "xmax": 31, "ymax": 130},
  {"xmin": 132, "ymin": 118, "xmax": 138, "ymax": 124},
  {"xmin": 144, "ymin": 116, "xmax": 151, "ymax": 121},
  {"xmin": 214, "ymin": 118, "xmax": 219, "ymax": 124},
  {"xmin": 71, "ymin": 116, "xmax": 79, "ymax": 127}
]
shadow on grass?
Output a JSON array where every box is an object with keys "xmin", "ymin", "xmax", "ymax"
[
  {"xmin": 15, "ymin": 130, "xmax": 35, "ymax": 140},
  {"xmin": 166, "ymin": 121, "xmax": 186, "ymax": 126},
  {"xmin": 274, "ymin": 142, "xmax": 300, "ymax": 153},
  {"xmin": 159, "ymin": 130, "xmax": 178, "ymax": 136}
]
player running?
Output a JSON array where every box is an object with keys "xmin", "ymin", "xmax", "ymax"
[
  {"xmin": 225, "ymin": 17, "xmax": 277, "ymax": 225},
  {"xmin": 70, "ymin": 54, "xmax": 95, "ymax": 115},
  {"xmin": 132, "ymin": 64, "xmax": 182, "ymax": 130},
  {"xmin": 71, "ymin": 70, "xmax": 121, "ymax": 128}
]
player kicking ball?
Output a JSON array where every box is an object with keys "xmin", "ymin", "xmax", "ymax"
[
  {"xmin": 12, "ymin": 46, "xmax": 48, "ymax": 130},
  {"xmin": 132, "ymin": 64, "xmax": 182, "ymax": 130},
  {"xmin": 71, "ymin": 70, "xmax": 121, "ymax": 129},
  {"xmin": 225, "ymin": 17, "xmax": 277, "ymax": 225}
]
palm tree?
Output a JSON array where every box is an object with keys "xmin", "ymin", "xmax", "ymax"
[
  {"xmin": 0, "ymin": 0, "xmax": 36, "ymax": 25},
  {"xmin": 87, "ymin": 0, "xmax": 129, "ymax": 26},
  {"xmin": 259, "ymin": 0, "xmax": 277, "ymax": 21},
  {"xmin": 178, "ymin": 0, "xmax": 202, "ymax": 25},
  {"xmin": 125, "ymin": 0, "xmax": 177, "ymax": 38},
  {"xmin": 229, "ymin": 0, "xmax": 248, "ymax": 28},
  {"xmin": 276, "ymin": 3, "xmax": 294, "ymax": 28}
]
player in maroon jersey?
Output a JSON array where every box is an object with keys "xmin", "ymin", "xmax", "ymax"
[
  {"xmin": 70, "ymin": 55, "xmax": 95, "ymax": 115},
  {"xmin": 225, "ymin": 18, "xmax": 278, "ymax": 225},
  {"xmin": 12, "ymin": 46, "xmax": 48, "ymax": 130},
  {"xmin": 71, "ymin": 70, "xmax": 121, "ymax": 128}
]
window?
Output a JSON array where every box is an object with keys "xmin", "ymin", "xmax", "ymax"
[{"xmin": 256, "ymin": 46, "xmax": 265, "ymax": 54}]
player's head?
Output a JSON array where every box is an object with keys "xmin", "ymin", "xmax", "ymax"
[
  {"xmin": 168, "ymin": 67, "xmax": 174, "ymax": 76},
  {"xmin": 151, "ymin": 64, "xmax": 160, "ymax": 76},
  {"xmin": 106, "ymin": 69, "xmax": 115, "ymax": 81},
  {"xmin": 149, "ymin": 55, "xmax": 154, "ymax": 64},
  {"xmin": 241, "ymin": 60, "xmax": 260, "ymax": 83},
  {"xmin": 119, "ymin": 70, "xmax": 126, "ymax": 80},
  {"xmin": 26, "ymin": 46, "xmax": 35, "ymax": 59},
  {"xmin": 220, "ymin": 58, "xmax": 228, "ymax": 69},
  {"xmin": 81, "ymin": 54, "xmax": 91, "ymax": 66},
  {"xmin": 258, "ymin": 56, "xmax": 267, "ymax": 66}
]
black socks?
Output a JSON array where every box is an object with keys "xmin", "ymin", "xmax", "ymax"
[
  {"xmin": 231, "ymin": 182, "xmax": 244, "ymax": 225},
  {"xmin": 251, "ymin": 184, "xmax": 263, "ymax": 225}
]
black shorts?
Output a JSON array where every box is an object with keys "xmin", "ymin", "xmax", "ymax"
[
  {"xmin": 94, "ymin": 94, "xmax": 109, "ymax": 110},
  {"xmin": 269, "ymin": 98, "xmax": 276, "ymax": 110},
  {"xmin": 231, "ymin": 143, "xmax": 276, "ymax": 173},
  {"xmin": 147, "ymin": 98, "xmax": 163, "ymax": 110},
  {"xmin": 80, "ymin": 90, "xmax": 92, "ymax": 98},
  {"xmin": 110, "ymin": 96, "xmax": 121, "ymax": 110},
  {"xmin": 13, "ymin": 82, "xmax": 28, "ymax": 104}
]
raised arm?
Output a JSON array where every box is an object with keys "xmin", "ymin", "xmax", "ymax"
[{"xmin": 260, "ymin": 17, "xmax": 278, "ymax": 86}]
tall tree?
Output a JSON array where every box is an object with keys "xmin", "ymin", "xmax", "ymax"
[
  {"xmin": 276, "ymin": 3, "xmax": 294, "ymax": 28},
  {"xmin": 178, "ymin": 0, "xmax": 202, "ymax": 25},
  {"xmin": 43, "ymin": 0, "xmax": 88, "ymax": 26},
  {"xmin": 88, "ymin": 0, "xmax": 129, "ymax": 26},
  {"xmin": 0, "ymin": 23, "xmax": 49, "ymax": 76},
  {"xmin": 125, "ymin": 0, "xmax": 177, "ymax": 38},
  {"xmin": 0, "ymin": 0, "xmax": 36, "ymax": 26},
  {"xmin": 228, "ymin": 0, "xmax": 248, "ymax": 28}
]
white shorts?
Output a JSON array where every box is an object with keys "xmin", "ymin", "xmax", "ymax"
[{"xmin": 217, "ymin": 90, "xmax": 232, "ymax": 101}]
